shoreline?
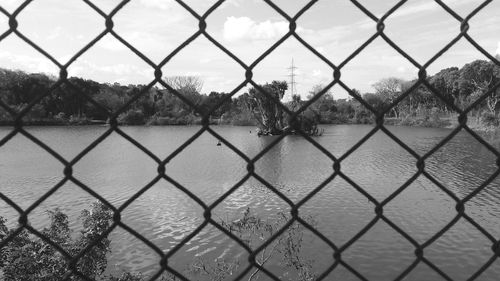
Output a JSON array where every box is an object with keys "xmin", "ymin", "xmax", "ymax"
[{"xmin": 1, "ymin": 116, "xmax": 499, "ymax": 135}]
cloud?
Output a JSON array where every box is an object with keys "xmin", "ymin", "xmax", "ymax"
[
  {"xmin": 138, "ymin": 0, "xmax": 175, "ymax": 10},
  {"xmin": 392, "ymin": 1, "xmax": 439, "ymax": 18},
  {"xmin": 47, "ymin": 26, "xmax": 63, "ymax": 40},
  {"xmin": 0, "ymin": 50, "xmax": 58, "ymax": 74},
  {"xmin": 97, "ymin": 32, "xmax": 173, "ymax": 58},
  {"xmin": 390, "ymin": 0, "xmax": 465, "ymax": 19},
  {"xmin": 199, "ymin": 58, "xmax": 212, "ymax": 64},
  {"xmin": 97, "ymin": 36, "xmax": 128, "ymax": 51},
  {"xmin": 68, "ymin": 59, "xmax": 152, "ymax": 83},
  {"xmin": 223, "ymin": 16, "xmax": 289, "ymax": 42},
  {"xmin": 312, "ymin": 69, "xmax": 322, "ymax": 77},
  {"xmin": 220, "ymin": 0, "xmax": 262, "ymax": 9},
  {"xmin": 397, "ymin": 66, "xmax": 407, "ymax": 73},
  {"xmin": 496, "ymin": 42, "xmax": 500, "ymax": 55},
  {"xmin": 0, "ymin": 0, "xmax": 22, "ymax": 11},
  {"xmin": 70, "ymin": 63, "xmax": 112, "ymax": 76},
  {"xmin": 99, "ymin": 64, "xmax": 138, "ymax": 76}
]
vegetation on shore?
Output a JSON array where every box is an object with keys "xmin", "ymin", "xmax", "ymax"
[{"xmin": 0, "ymin": 57, "xmax": 499, "ymax": 132}]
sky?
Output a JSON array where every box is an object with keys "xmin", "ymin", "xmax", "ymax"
[{"xmin": 0, "ymin": 0, "xmax": 499, "ymax": 100}]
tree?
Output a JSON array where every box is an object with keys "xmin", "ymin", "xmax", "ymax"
[
  {"xmin": 401, "ymin": 80, "xmax": 436, "ymax": 116},
  {"xmin": 203, "ymin": 91, "xmax": 231, "ymax": 119},
  {"xmin": 92, "ymin": 85, "xmax": 125, "ymax": 119},
  {"xmin": 429, "ymin": 67, "xmax": 460, "ymax": 109},
  {"xmin": 285, "ymin": 94, "xmax": 324, "ymax": 135},
  {"xmin": 246, "ymin": 80, "xmax": 288, "ymax": 135},
  {"xmin": 225, "ymin": 93, "xmax": 256, "ymax": 126},
  {"xmin": 0, "ymin": 69, "xmax": 27, "ymax": 106},
  {"xmin": 0, "ymin": 70, "xmax": 55, "ymax": 119},
  {"xmin": 335, "ymin": 98, "xmax": 355, "ymax": 120},
  {"xmin": 372, "ymin": 77, "xmax": 405, "ymax": 118},
  {"xmin": 306, "ymin": 84, "xmax": 336, "ymax": 123},
  {"xmin": 458, "ymin": 60, "xmax": 500, "ymax": 115},
  {"xmin": 163, "ymin": 76, "xmax": 203, "ymax": 94},
  {"xmin": 163, "ymin": 76, "xmax": 205, "ymax": 115},
  {"xmin": 363, "ymin": 93, "xmax": 386, "ymax": 113},
  {"xmin": 289, "ymin": 94, "xmax": 303, "ymax": 112}
]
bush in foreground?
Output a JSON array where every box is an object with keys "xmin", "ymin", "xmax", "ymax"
[
  {"xmin": 1, "ymin": 204, "xmax": 316, "ymax": 281},
  {"xmin": 0, "ymin": 202, "xmax": 113, "ymax": 281}
]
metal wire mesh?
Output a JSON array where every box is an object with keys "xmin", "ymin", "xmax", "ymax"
[{"xmin": 1, "ymin": 0, "xmax": 500, "ymax": 280}]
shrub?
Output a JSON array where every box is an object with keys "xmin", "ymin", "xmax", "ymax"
[
  {"xmin": 0, "ymin": 202, "xmax": 113, "ymax": 281},
  {"xmin": 68, "ymin": 114, "xmax": 91, "ymax": 125},
  {"xmin": 229, "ymin": 112, "xmax": 256, "ymax": 126},
  {"xmin": 147, "ymin": 115, "xmax": 175, "ymax": 125},
  {"xmin": 481, "ymin": 112, "xmax": 499, "ymax": 126},
  {"xmin": 396, "ymin": 115, "xmax": 451, "ymax": 128},
  {"xmin": 215, "ymin": 208, "xmax": 317, "ymax": 281},
  {"xmin": 1, "ymin": 205, "xmax": 316, "ymax": 281},
  {"xmin": 118, "ymin": 110, "xmax": 146, "ymax": 125},
  {"xmin": 107, "ymin": 272, "xmax": 145, "ymax": 281},
  {"xmin": 0, "ymin": 106, "xmax": 11, "ymax": 123},
  {"xmin": 54, "ymin": 112, "xmax": 67, "ymax": 121},
  {"xmin": 11, "ymin": 103, "xmax": 46, "ymax": 121},
  {"xmin": 354, "ymin": 110, "xmax": 374, "ymax": 124},
  {"xmin": 147, "ymin": 113, "xmax": 200, "ymax": 125}
]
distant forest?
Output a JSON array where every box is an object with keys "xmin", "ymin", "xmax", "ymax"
[{"xmin": 0, "ymin": 57, "xmax": 499, "ymax": 131}]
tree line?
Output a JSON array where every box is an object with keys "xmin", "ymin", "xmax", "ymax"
[
  {"xmin": 0, "ymin": 57, "xmax": 499, "ymax": 131},
  {"xmin": 357, "ymin": 58, "xmax": 500, "ymax": 128}
]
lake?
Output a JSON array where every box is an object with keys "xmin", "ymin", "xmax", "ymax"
[{"xmin": 1, "ymin": 125, "xmax": 500, "ymax": 280}]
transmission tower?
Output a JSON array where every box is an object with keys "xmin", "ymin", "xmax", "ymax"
[{"xmin": 287, "ymin": 58, "xmax": 298, "ymax": 100}]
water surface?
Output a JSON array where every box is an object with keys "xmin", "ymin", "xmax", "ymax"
[{"xmin": 1, "ymin": 125, "xmax": 499, "ymax": 280}]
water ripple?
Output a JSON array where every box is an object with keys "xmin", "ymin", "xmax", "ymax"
[{"xmin": 1, "ymin": 125, "xmax": 499, "ymax": 279}]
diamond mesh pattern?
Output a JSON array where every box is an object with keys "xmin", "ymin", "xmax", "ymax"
[{"xmin": 1, "ymin": 0, "xmax": 500, "ymax": 280}]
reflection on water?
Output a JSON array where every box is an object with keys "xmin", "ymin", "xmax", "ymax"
[{"xmin": 1, "ymin": 125, "xmax": 500, "ymax": 280}]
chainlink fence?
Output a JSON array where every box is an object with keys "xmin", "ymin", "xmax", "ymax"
[{"xmin": 1, "ymin": 0, "xmax": 500, "ymax": 280}]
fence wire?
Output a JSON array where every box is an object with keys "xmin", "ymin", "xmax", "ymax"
[{"xmin": 1, "ymin": 0, "xmax": 500, "ymax": 280}]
